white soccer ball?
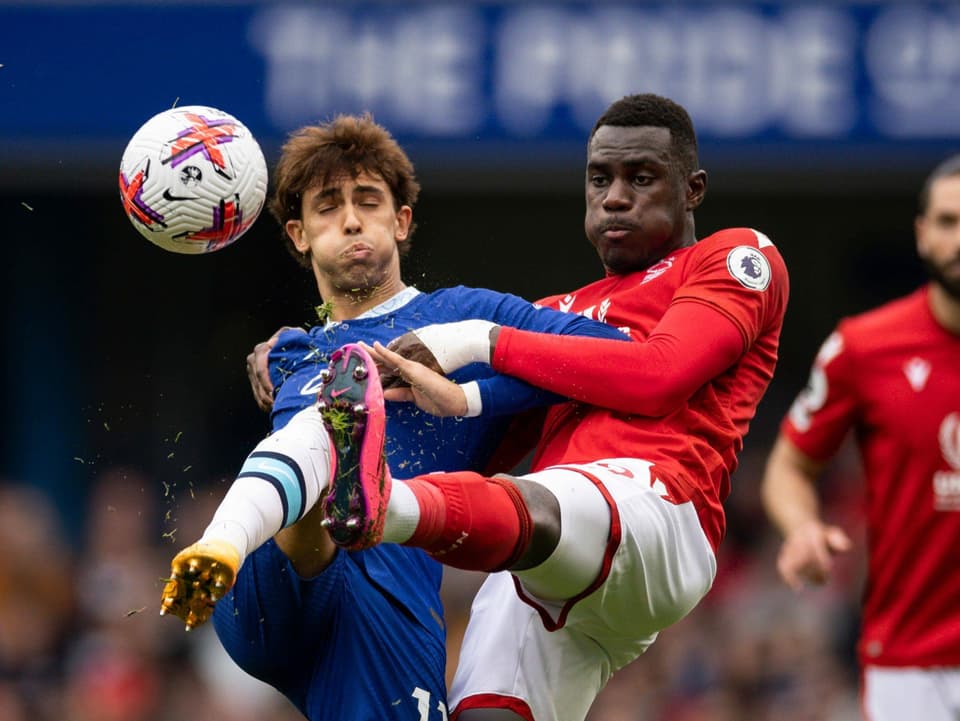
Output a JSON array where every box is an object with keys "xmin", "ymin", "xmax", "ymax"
[{"xmin": 119, "ymin": 105, "xmax": 268, "ymax": 254}]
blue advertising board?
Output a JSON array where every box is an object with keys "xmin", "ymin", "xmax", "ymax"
[{"xmin": 2, "ymin": 1, "xmax": 960, "ymax": 180}]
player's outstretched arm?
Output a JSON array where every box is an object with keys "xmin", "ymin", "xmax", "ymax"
[
  {"xmin": 761, "ymin": 435, "xmax": 852, "ymax": 590},
  {"xmin": 379, "ymin": 322, "xmax": 607, "ymax": 418},
  {"xmin": 383, "ymin": 304, "xmax": 747, "ymax": 418}
]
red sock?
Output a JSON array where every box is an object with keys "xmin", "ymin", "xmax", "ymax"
[{"xmin": 404, "ymin": 472, "xmax": 532, "ymax": 572}]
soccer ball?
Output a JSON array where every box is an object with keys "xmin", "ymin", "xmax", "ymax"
[{"xmin": 119, "ymin": 105, "xmax": 268, "ymax": 254}]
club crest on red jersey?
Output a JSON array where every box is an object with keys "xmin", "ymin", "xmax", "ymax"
[
  {"xmin": 935, "ymin": 412, "xmax": 960, "ymax": 511},
  {"xmin": 938, "ymin": 413, "xmax": 960, "ymax": 471},
  {"xmin": 903, "ymin": 357, "xmax": 932, "ymax": 391}
]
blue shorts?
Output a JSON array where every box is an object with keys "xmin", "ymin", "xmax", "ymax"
[{"xmin": 214, "ymin": 540, "xmax": 448, "ymax": 721}]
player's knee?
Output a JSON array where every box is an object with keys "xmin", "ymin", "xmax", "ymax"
[{"xmin": 497, "ymin": 475, "xmax": 561, "ymax": 571}]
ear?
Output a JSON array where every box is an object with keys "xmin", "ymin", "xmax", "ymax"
[
  {"xmin": 286, "ymin": 219, "xmax": 309, "ymax": 254},
  {"xmin": 915, "ymin": 214, "xmax": 928, "ymax": 259},
  {"xmin": 686, "ymin": 169, "xmax": 707, "ymax": 211},
  {"xmin": 395, "ymin": 205, "xmax": 413, "ymax": 242}
]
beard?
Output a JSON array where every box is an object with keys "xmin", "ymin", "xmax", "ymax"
[{"xmin": 922, "ymin": 256, "xmax": 960, "ymax": 300}]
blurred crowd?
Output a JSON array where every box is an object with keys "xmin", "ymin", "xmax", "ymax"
[{"xmin": 0, "ymin": 443, "xmax": 866, "ymax": 721}]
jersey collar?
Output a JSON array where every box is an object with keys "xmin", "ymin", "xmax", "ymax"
[{"xmin": 323, "ymin": 286, "xmax": 422, "ymax": 330}]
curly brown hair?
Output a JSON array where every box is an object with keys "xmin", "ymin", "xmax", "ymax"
[{"xmin": 268, "ymin": 113, "xmax": 421, "ymax": 268}]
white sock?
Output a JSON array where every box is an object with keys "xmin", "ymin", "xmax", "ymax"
[
  {"xmin": 382, "ymin": 480, "xmax": 420, "ymax": 544},
  {"xmin": 199, "ymin": 406, "xmax": 332, "ymax": 563}
]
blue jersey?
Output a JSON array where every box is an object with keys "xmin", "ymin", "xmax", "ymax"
[{"xmin": 213, "ymin": 285, "xmax": 626, "ymax": 721}]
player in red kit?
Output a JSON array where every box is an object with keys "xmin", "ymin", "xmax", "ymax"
[
  {"xmin": 311, "ymin": 94, "xmax": 790, "ymax": 721},
  {"xmin": 761, "ymin": 155, "xmax": 960, "ymax": 721}
]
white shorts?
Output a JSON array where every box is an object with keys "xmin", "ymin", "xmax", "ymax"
[
  {"xmin": 449, "ymin": 458, "xmax": 717, "ymax": 721},
  {"xmin": 863, "ymin": 666, "xmax": 960, "ymax": 721}
]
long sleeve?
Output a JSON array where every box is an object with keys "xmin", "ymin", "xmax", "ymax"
[{"xmin": 493, "ymin": 300, "xmax": 745, "ymax": 417}]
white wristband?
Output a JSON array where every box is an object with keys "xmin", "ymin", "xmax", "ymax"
[
  {"xmin": 411, "ymin": 320, "xmax": 497, "ymax": 373},
  {"xmin": 461, "ymin": 381, "xmax": 483, "ymax": 418}
]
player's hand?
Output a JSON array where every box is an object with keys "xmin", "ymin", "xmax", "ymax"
[
  {"xmin": 362, "ymin": 341, "xmax": 468, "ymax": 417},
  {"xmin": 246, "ymin": 327, "xmax": 292, "ymax": 411},
  {"xmin": 378, "ymin": 332, "xmax": 444, "ymax": 389},
  {"xmin": 776, "ymin": 520, "xmax": 852, "ymax": 591},
  {"xmin": 386, "ymin": 320, "xmax": 498, "ymax": 377}
]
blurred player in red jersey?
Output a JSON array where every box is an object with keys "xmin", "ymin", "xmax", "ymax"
[
  {"xmin": 310, "ymin": 93, "xmax": 790, "ymax": 721},
  {"xmin": 761, "ymin": 155, "xmax": 960, "ymax": 721}
]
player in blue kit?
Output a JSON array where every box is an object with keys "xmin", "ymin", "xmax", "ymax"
[{"xmin": 159, "ymin": 114, "xmax": 626, "ymax": 721}]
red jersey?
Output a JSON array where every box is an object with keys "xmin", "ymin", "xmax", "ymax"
[
  {"xmin": 492, "ymin": 228, "xmax": 788, "ymax": 551},
  {"xmin": 781, "ymin": 286, "xmax": 960, "ymax": 668}
]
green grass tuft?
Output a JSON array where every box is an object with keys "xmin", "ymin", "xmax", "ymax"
[{"xmin": 321, "ymin": 406, "xmax": 355, "ymax": 448}]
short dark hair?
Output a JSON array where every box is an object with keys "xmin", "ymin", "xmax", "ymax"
[
  {"xmin": 590, "ymin": 94, "xmax": 699, "ymax": 176},
  {"xmin": 269, "ymin": 113, "xmax": 420, "ymax": 267},
  {"xmin": 918, "ymin": 154, "xmax": 960, "ymax": 215}
]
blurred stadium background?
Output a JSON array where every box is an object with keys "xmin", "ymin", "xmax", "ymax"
[{"xmin": 1, "ymin": 1, "xmax": 957, "ymax": 719}]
